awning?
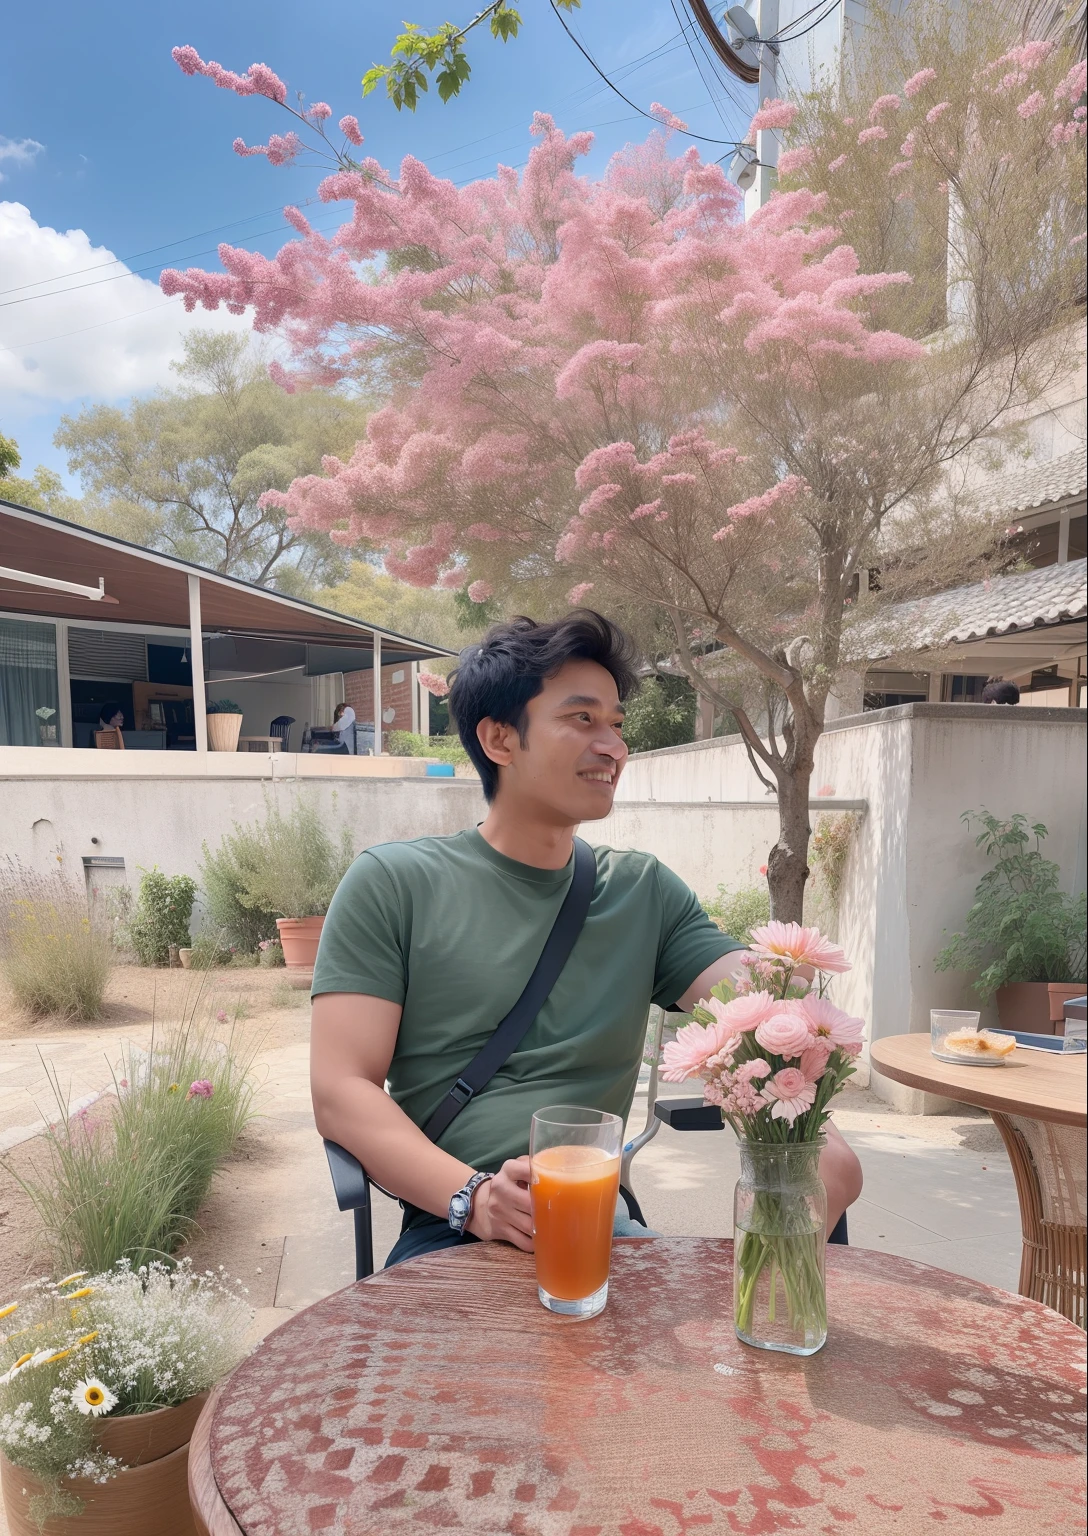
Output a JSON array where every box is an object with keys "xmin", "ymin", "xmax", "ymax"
[{"xmin": 0, "ymin": 497, "xmax": 454, "ymax": 664}]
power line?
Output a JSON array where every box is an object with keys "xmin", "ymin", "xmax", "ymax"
[
  {"xmin": 773, "ymin": 0, "xmax": 842, "ymax": 43},
  {"xmin": 548, "ymin": 0, "xmax": 743, "ymax": 147}
]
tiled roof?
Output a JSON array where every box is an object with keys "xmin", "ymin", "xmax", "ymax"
[
  {"xmin": 971, "ymin": 444, "xmax": 1087, "ymax": 519},
  {"xmin": 880, "ymin": 557, "xmax": 1087, "ymax": 649}
]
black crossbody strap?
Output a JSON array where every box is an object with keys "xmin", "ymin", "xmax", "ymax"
[{"xmin": 422, "ymin": 837, "xmax": 596, "ymax": 1144}]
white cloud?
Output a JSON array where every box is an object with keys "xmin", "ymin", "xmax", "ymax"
[
  {"xmin": 0, "ymin": 202, "xmax": 254, "ymax": 406},
  {"xmin": 0, "ymin": 138, "xmax": 45, "ymax": 180}
]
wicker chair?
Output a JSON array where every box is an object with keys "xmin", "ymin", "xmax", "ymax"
[
  {"xmin": 94, "ymin": 727, "xmax": 125, "ymax": 749},
  {"xmin": 991, "ymin": 1112, "xmax": 1086, "ymax": 1327}
]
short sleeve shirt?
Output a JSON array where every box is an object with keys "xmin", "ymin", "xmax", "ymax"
[{"xmin": 313, "ymin": 829, "xmax": 742, "ymax": 1169}]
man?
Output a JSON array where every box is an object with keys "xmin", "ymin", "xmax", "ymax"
[
  {"xmin": 311, "ymin": 612, "xmax": 862, "ymax": 1266},
  {"xmin": 97, "ymin": 702, "xmax": 125, "ymax": 731}
]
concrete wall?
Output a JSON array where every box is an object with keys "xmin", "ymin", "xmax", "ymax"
[
  {"xmin": 601, "ymin": 704, "xmax": 1086, "ymax": 1109},
  {"xmin": 1, "ymin": 752, "xmax": 486, "ymax": 933}
]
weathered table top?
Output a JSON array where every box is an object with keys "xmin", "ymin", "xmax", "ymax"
[
  {"xmin": 871, "ymin": 1032, "xmax": 1087, "ymax": 1126},
  {"xmin": 192, "ymin": 1239, "xmax": 1087, "ymax": 1535}
]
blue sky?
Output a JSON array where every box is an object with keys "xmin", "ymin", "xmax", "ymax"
[{"xmin": 1, "ymin": 1, "xmax": 759, "ymax": 485}]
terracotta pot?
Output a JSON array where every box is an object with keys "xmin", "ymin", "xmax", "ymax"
[
  {"xmin": 95, "ymin": 1393, "xmax": 207, "ymax": 1466},
  {"xmin": 205, "ymin": 712, "xmax": 242, "ymax": 752},
  {"xmin": 1, "ymin": 1441, "xmax": 197, "ymax": 1536},
  {"xmin": 994, "ymin": 981, "xmax": 1086, "ymax": 1035},
  {"xmin": 276, "ymin": 914, "xmax": 325, "ymax": 970}
]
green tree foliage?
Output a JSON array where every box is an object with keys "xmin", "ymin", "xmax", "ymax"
[
  {"xmin": 199, "ymin": 826, "xmax": 281, "ymax": 953},
  {"xmin": 315, "ymin": 561, "xmax": 491, "ymax": 650},
  {"xmin": 620, "ymin": 674, "xmax": 696, "ymax": 755},
  {"xmin": 220, "ymin": 799, "xmax": 354, "ymax": 920},
  {"xmin": 362, "ymin": 3, "xmax": 576, "ymax": 110},
  {"xmin": 54, "ymin": 332, "xmax": 370, "ymax": 589},
  {"xmin": 935, "ymin": 810, "xmax": 1087, "ymax": 997},
  {"xmin": 0, "ymin": 431, "xmax": 20, "ymax": 479},
  {"xmin": 0, "ymin": 433, "xmax": 84, "ymax": 521}
]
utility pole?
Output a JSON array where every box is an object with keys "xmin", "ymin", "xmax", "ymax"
[{"xmin": 746, "ymin": 0, "xmax": 780, "ymax": 217}]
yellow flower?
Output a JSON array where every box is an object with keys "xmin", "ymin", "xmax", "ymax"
[
  {"xmin": 168, "ymin": 1083, "xmax": 180, "ymax": 1093},
  {"xmin": 57, "ymin": 1272, "xmax": 87, "ymax": 1288},
  {"xmin": 0, "ymin": 1303, "xmax": 17, "ymax": 1321},
  {"xmin": 65, "ymin": 1287, "xmax": 94, "ymax": 1300}
]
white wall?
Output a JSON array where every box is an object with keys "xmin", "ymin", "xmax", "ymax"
[
  {"xmin": 601, "ymin": 704, "xmax": 1086, "ymax": 1109},
  {"xmin": 2, "ymin": 767, "xmax": 486, "ymax": 934}
]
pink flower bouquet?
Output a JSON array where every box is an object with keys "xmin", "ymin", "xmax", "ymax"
[
  {"xmin": 662, "ymin": 921, "xmax": 864, "ymax": 1355},
  {"xmin": 662, "ymin": 920, "xmax": 862, "ymax": 1141}
]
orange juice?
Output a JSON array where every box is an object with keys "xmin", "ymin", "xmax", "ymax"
[{"xmin": 531, "ymin": 1144, "xmax": 621, "ymax": 1301}]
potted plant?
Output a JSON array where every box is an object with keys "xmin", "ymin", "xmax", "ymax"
[
  {"xmin": 936, "ymin": 809, "xmax": 1086, "ymax": 1034},
  {"xmin": 228, "ymin": 799, "xmax": 353, "ymax": 969},
  {"xmin": 0, "ymin": 1260, "xmax": 251, "ymax": 1536},
  {"xmin": 205, "ymin": 698, "xmax": 243, "ymax": 753}
]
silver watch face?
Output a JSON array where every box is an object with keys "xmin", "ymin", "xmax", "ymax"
[{"xmin": 450, "ymin": 1191, "xmax": 470, "ymax": 1227}]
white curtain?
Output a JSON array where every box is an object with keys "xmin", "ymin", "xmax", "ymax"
[{"xmin": 0, "ymin": 618, "xmax": 59, "ymax": 746}]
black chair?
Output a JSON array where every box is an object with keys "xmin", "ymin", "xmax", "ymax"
[
  {"xmin": 324, "ymin": 1007, "xmax": 847, "ymax": 1280},
  {"xmin": 269, "ymin": 715, "xmax": 295, "ymax": 752}
]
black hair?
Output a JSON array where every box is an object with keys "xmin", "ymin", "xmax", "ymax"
[
  {"xmin": 98, "ymin": 701, "xmax": 123, "ymax": 722},
  {"xmin": 981, "ymin": 677, "xmax": 1020, "ymax": 705},
  {"xmin": 448, "ymin": 610, "xmax": 641, "ymax": 801}
]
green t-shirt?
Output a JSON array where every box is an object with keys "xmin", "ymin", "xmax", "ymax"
[{"xmin": 312, "ymin": 829, "xmax": 742, "ymax": 1170}]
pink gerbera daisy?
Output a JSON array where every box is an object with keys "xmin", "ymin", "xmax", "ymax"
[
  {"xmin": 747, "ymin": 921, "xmax": 850, "ymax": 974},
  {"xmin": 661, "ymin": 1019, "xmax": 738, "ymax": 1082}
]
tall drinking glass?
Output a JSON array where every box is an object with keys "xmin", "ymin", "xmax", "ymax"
[{"xmin": 530, "ymin": 1106, "xmax": 622, "ymax": 1320}]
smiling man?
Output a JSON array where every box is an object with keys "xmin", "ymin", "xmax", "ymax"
[{"xmin": 310, "ymin": 611, "xmax": 862, "ymax": 1267}]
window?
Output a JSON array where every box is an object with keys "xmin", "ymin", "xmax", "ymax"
[{"xmin": 0, "ymin": 617, "xmax": 59, "ymax": 746}]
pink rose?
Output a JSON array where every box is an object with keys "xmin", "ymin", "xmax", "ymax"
[
  {"xmin": 710, "ymin": 991, "xmax": 776, "ymax": 1032},
  {"xmin": 762, "ymin": 1068, "xmax": 818, "ymax": 1124},
  {"xmin": 734, "ymin": 1058, "xmax": 772, "ymax": 1083},
  {"xmin": 754, "ymin": 1012, "xmax": 812, "ymax": 1059}
]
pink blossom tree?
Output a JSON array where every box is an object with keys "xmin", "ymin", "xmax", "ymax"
[{"xmin": 164, "ymin": 16, "xmax": 1085, "ymax": 920}]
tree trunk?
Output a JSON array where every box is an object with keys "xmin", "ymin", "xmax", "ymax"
[{"xmin": 767, "ymin": 762, "xmax": 814, "ymax": 924}]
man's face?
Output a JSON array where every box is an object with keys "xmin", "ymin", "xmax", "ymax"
[{"xmin": 479, "ymin": 658, "xmax": 629, "ymax": 824}]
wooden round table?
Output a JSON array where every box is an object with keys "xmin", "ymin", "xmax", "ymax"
[
  {"xmin": 871, "ymin": 1033, "xmax": 1087, "ymax": 1323},
  {"xmin": 189, "ymin": 1239, "xmax": 1086, "ymax": 1535}
]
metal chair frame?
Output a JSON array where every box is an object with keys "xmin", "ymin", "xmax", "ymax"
[{"xmin": 325, "ymin": 1007, "xmax": 846, "ymax": 1280}]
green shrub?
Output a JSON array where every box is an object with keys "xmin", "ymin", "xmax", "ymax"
[
  {"xmin": 127, "ymin": 869, "xmax": 197, "ymax": 966},
  {"xmin": 620, "ymin": 675, "xmax": 696, "ymax": 754},
  {"xmin": 9, "ymin": 1014, "xmax": 259, "ymax": 1273},
  {"xmin": 386, "ymin": 729, "xmax": 470, "ymax": 766},
  {"xmin": 200, "ymin": 825, "xmax": 280, "ymax": 953},
  {"xmin": 188, "ymin": 934, "xmax": 232, "ymax": 970},
  {"xmin": 0, "ymin": 863, "xmax": 114, "ymax": 1021},
  {"xmin": 935, "ymin": 809, "xmax": 1086, "ymax": 998},
  {"xmin": 258, "ymin": 940, "xmax": 285, "ymax": 967},
  {"xmin": 702, "ymin": 884, "xmax": 771, "ymax": 946},
  {"xmin": 205, "ymin": 697, "xmax": 242, "ymax": 714},
  {"xmin": 234, "ymin": 798, "xmax": 352, "ymax": 919}
]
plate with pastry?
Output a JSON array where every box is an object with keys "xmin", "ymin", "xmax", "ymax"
[{"xmin": 932, "ymin": 1027, "xmax": 1017, "ymax": 1066}]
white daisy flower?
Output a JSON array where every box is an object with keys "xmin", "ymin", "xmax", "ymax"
[{"xmin": 71, "ymin": 1379, "xmax": 118, "ymax": 1417}]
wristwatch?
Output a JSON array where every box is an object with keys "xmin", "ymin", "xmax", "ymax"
[{"xmin": 448, "ymin": 1171, "xmax": 494, "ymax": 1234}]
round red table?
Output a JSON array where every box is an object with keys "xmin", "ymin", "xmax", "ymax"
[{"xmin": 190, "ymin": 1238, "xmax": 1087, "ymax": 1535}]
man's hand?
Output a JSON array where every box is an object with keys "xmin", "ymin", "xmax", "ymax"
[{"xmin": 467, "ymin": 1156, "xmax": 534, "ymax": 1250}]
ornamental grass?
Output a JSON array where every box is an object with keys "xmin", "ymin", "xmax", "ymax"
[
  {"xmin": 9, "ymin": 1000, "xmax": 260, "ymax": 1275},
  {"xmin": 0, "ymin": 861, "xmax": 114, "ymax": 1021}
]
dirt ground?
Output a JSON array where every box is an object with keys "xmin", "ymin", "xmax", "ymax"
[
  {"xmin": 0, "ymin": 961, "xmax": 313, "ymax": 1047},
  {"xmin": 0, "ymin": 963, "xmax": 314, "ymax": 1301}
]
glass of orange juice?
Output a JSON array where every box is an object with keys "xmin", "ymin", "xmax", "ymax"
[{"xmin": 530, "ymin": 1105, "xmax": 623, "ymax": 1319}]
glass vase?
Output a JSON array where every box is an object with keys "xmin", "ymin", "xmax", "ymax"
[{"xmin": 733, "ymin": 1139, "xmax": 827, "ymax": 1356}]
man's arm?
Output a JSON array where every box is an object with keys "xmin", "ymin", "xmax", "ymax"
[
  {"xmin": 671, "ymin": 951, "xmax": 863, "ymax": 1230},
  {"xmin": 310, "ymin": 992, "xmax": 535, "ymax": 1249}
]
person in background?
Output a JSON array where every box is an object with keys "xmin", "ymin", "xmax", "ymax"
[
  {"xmin": 333, "ymin": 701, "xmax": 357, "ymax": 753},
  {"xmin": 97, "ymin": 702, "xmax": 125, "ymax": 730},
  {"xmin": 981, "ymin": 678, "xmax": 1020, "ymax": 705}
]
